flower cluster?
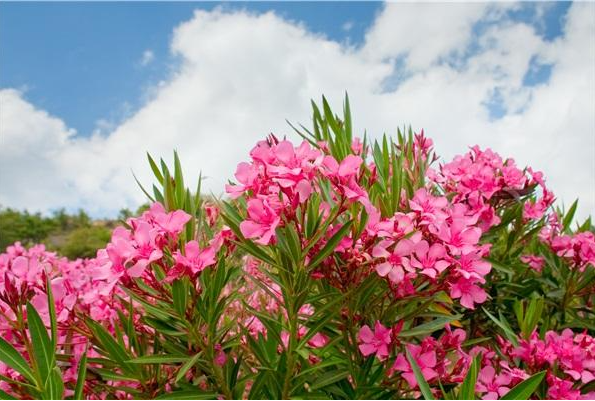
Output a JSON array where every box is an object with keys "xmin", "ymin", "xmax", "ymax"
[
  {"xmin": 430, "ymin": 146, "xmax": 553, "ymax": 230},
  {"xmin": 357, "ymin": 324, "xmax": 595, "ymax": 400}
]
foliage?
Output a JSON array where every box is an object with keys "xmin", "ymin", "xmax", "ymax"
[
  {"xmin": 0, "ymin": 95, "xmax": 593, "ymax": 400},
  {"xmin": 0, "ymin": 206, "xmax": 149, "ymax": 259}
]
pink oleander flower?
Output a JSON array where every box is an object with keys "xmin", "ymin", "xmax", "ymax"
[
  {"xmin": 547, "ymin": 374, "xmax": 582, "ymax": 400},
  {"xmin": 214, "ymin": 344, "xmax": 227, "ymax": 367},
  {"xmin": 147, "ymin": 202, "xmax": 192, "ymax": 236},
  {"xmin": 373, "ymin": 238, "xmax": 416, "ymax": 283},
  {"xmin": 475, "ymin": 365, "xmax": 511, "ymax": 400},
  {"xmin": 449, "ymin": 277, "xmax": 487, "ymax": 309},
  {"xmin": 392, "ymin": 343, "xmax": 438, "ymax": 388},
  {"xmin": 169, "ymin": 240, "xmax": 217, "ymax": 281},
  {"xmin": 454, "ymin": 250, "xmax": 491, "ymax": 281},
  {"xmin": 409, "ymin": 188, "xmax": 448, "ymax": 227},
  {"xmin": 357, "ymin": 321, "xmax": 392, "ymax": 360},
  {"xmin": 436, "ymin": 219, "xmax": 482, "ymax": 256},
  {"xmin": 407, "ymin": 240, "xmax": 450, "ymax": 279},
  {"xmin": 520, "ymin": 254, "xmax": 545, "ymax": 273},
  {"xmin": 240, "ymin": 197, "xmax": 281, "ymax": 245},
  {"xmin": 308, "ymin": 332, "xmax": 330, "ymax": 348}
]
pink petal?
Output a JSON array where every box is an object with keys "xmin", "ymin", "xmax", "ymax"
[
  {"xmin": 358, "ymin": 325, "xmax": 374, "ymax": 343},
  {"xmin": 338, "ymin": 155, "xmax": 363, "ymax": 178},
  {"xmin": 376, "ymin": 262, "xmax": 392, "ymax": 277},
  {"xmin": 240, "ymin": 220, "xmax": 263, "ymax": 239},
  {"xmin": 358, "ymin": 343, "xmax": 378, "ymax": 356}
]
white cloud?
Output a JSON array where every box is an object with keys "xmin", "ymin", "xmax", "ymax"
[
  {"xmin": 0, "ymin": 3, "xmax": 593, "ymax": 220},
  {"xmin": 140, "ymin": 49, "xmax": 155, "ymax": 66}
]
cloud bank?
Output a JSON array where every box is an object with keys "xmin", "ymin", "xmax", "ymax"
[{"xmin": 1, "ymin": 2, "xmax": 593, "ymax": 220}]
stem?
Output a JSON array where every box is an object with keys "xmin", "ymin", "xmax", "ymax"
[{"xmin": 282, "ymin": 300, "xmax": 298, "ymax": 399}]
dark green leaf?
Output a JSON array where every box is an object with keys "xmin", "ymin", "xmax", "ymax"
[
  {"xmin": 0, "ymin": 337, "xmax": 36, "ymax": 384},
  {"xmin": 310, "ymin": 370, "xmax": 350, "ymax": 390},
  {"xmin": 127, "ymin": 355, "xmax": 189, "ymax": 364},
  {"xmin": 307, "ymin": 220, "xmax": 353, "ymax": 269},
  {"xmin": 500, "ymin": 371, "xmax": 546, "ymax": 400},
  {"xmin": 27, "ymin": 302, "xmax": 54, "ymax": 384},
  {"xmin": 406, "ymin": 347, "xmax": 435, "ymax": 400},
  {"xmin": 458, "ymin": 353, "xmax": 480, "ymax": 400},
  {"xmin": 73, "ymin": 346, "xmax": 88, "ymax": 400}
]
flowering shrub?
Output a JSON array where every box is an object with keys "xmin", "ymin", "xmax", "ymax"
[{"xmin": 0, "ymin": 96, "xmax": 593, "ymax": 400}]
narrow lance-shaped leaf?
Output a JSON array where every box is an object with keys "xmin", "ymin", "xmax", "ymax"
[
  {"xmin": 73, "ymin": 345, "xmax": 88, "ymax": 400},
  {"xmin": 26, "ymin": 302, "xmax": 54, "ymax": 385},
  {"xmin": 307, "ymin": 220, "xmax": 353, "ymax": 270},
  {"xmin": 458, "ymin": 353, "xmax": 481, "ymax": 400},
  {"xmin": 500, "ymin": 371, "xmax": 546, "ymax": 400},
  {"xmin": 406, "ymin": 347, "xmax": 435, "ymax": 400},
  {"xmin": 0, "ymin": 337, "xmax": 37, "ymax": 384}
]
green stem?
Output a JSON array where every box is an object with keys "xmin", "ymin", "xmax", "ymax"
[{"xmin": 282, "ymin": 302, "xmax": 298, "ymax": 400}]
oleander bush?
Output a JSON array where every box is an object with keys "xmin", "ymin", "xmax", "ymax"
[{"xmin": 0, "ymin": 96, "xmax": 593, "ymax": 400}]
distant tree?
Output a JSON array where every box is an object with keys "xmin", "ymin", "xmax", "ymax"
[
  {"xmin": 57, "ymin": 226, "xmax": 112, "ymax": 259},
  {"xmin": 0, "ymin": 207, "xmax": 57, "ymax": 250}
]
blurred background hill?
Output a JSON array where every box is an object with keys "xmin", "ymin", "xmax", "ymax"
[{"xmin": 0, "ymin": 205, "xmax": 148, "ymax": 259}]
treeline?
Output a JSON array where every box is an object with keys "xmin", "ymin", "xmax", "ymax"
[{"xmin": 0, "ymin": 206, "xmax": 146, "ymax": 259}]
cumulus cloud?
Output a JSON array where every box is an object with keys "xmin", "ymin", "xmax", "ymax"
[{"xmin": 0, "ymin": 2, "xmax": 593, "ymax": 220}]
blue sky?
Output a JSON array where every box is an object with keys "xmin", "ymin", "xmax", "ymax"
[
  {"xmin": 0, "ymin": 2, "xmax": 592, "ymax": 219},
  {"xmin": 0, "ymin": 2, "xmax": 382, "ymax": 136},
  {"xmin": 0, "ymin": 2, "xmax": 572, "ymax": 137}
]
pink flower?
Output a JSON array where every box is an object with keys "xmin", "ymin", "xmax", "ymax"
[
  {"xmin": 225, "ymin": 162, "xmax": 260, "ymax": 198},
  {"xmin": 357, "ymin": 321, "xmax": 392, "ymax": 360},
  {"xmin": 373, "ymin": 239, "xmax": 416, "ymax": 283},
  {"xmin": 322, "ymin": 154, "xmax": 362, "ymax": 180},
  {"xmin": 169, "ymin": 240, "xmax": 217, "ymax": 281},
  {"xmin": 437, "ymin": 219, "xmax": 482, "ymax": 256},
  {"xmin": 307, "ymin": 332, "xmax": 329, "ymax": 348},
  {"xmin": 392, "ymin": 343, "xmax": 438, "ymax": 388},
  {"xmin": 408, "ymin": 240, "xmax": 450, "ymax": 279},
  {"xmin": 454, "ymin": 250, "xmax": 491, "ymax": 281},
  {"xmin": 450, "ymin": 277, "xmax": 487, "ymax": 309},
  {"xmin": 520, "ymin": 254, "xmax": 545, "ymax": 273},
  {"xmin": 409, "ymin": 188, "xmax": 448, "ymax": 226},
  {"xmin": 547, "ymin": 374, "xmax": 582, "ymax": 400},
  {"xmin": 148, "ymin": 203, "xmax": 191, "ymax": 236},
  {"xmin": 475, "ymin": 365, "xmax": 511, "ymax": 400},
  {"xmin": 240, "ymin": 197, "xmax": 281, "ymax": 245},
  {"xmin": 214, "ymin": 344, "xmax": 227, "ymax": 367}
]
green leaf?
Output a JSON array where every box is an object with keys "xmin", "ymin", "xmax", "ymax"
[
  {"xmin": 147, "ymin": 152, "xmax": 164, "ymax": 183},
  {"xmin": 0, "ymin": 337, "xmax": 36, "ymax": 384},
  {"xmin": 86, "ymin": 319, "xmax": 137, "ymax": 376},
  {"xmin": 310, "ymin": 370, "xmax": 350, "ymax": 390},
  {"xmin": 307, "ymin": 220, "xmax": 353, "ymax": 269},
  {"xmin": 399, "ymin": 315, "xmax": 461, "ymax": 337},
  {"xmin": 458, "ymin": 353, "xmax": 480, "ymax": 400},
  {"xmin": 172, "ymin": 279, "xmax": 188, "ymax": 318},
  {"xmin": 406, "ymin": 347, "xmax": 435, "ymax": 400},
  {"xmin": 155, "ymin": 390, "xmax": 217, "ymax": 400},
  {"xmin": 73, "ymin": 346, "xmax": 88, "ymax": 400},
  {"xmin": 44, "ymin": 367, "xmax": 64, "ymax": 400},
  {"xmin": 26, "ymin": 302, "xmax": 54, "ymax": 384},
  {"xmin": 127, "ymin": 355, "xmax": 189, "ymax": 364},
  {"xmin": 500, "ymin": 371, "xmax": 546, "ymax": 400},
  {"xmin": 482, "ymin": 308, "xmax": 519, "ymax": 347},
  {"xmin": 562, "ymin": 199, "xmax": 578, "ymax": 232},
  {"xmin": 175, "ymin": 353, "xmax": 203, "ymax": 383},
  {"xmin": 45, "ymin": 277, "xmax": 58, "ymax": 351},
  {"xmin": 0, "ymin": 390, "xmax": 17, "ymax": 400}
]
